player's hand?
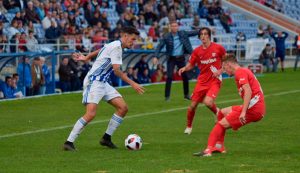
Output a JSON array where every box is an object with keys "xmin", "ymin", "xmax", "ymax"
[
  {"xmin": 178, "ymin": 67, "xmax": 186, "ymax": 76},
  {"xmin": 132, "ymin": 83, "xmax": 145, "ymax": 95},
  {"xmin": 73, "ymin": 52, "xmax": 86, "ymax": 61},
  {"xmin": 239, "ymin": 112, "xmax": 246, "ymax": 125},
  {"xmin": 213, "ymin": 69, "xmax": 222, "ymax": 77}
]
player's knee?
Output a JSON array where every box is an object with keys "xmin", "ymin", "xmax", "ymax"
[
  {"xmin": 84, "ymin": 111, "xmax": 97, "ymax": 122},
  {"xmin": 203, "ymin": 98, "xmax": 213, "ymax": 107},
  {"xmin": 118, "ymin": 105, "xmax": 128, "ymax": 115}
]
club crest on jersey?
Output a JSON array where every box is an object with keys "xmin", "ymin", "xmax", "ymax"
[{"xmin": 212, "ymin": 52, "xmax": 216, "ymax": 57}]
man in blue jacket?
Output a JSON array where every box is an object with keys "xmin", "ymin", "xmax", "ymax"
[
  {"xmin": 271, "ymin": 31, "xmax": 288, "ymax": 72},
  {"xmin": 153, "ymin": 21, "xmax": 198, "ymax": 101},
  {"xmin": 17, "ymin": 57, "xmax": 32, "ymax": 96}
]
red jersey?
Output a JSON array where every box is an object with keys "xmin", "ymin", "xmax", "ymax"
[
  {"xmin": 234, "ymin": 68, "xmax": 265, "ymax": 108},
  {"xmin": 189, "ymin": 42, "xmax": 226, "ymax": 84}
]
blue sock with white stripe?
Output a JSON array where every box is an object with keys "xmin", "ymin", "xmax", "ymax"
[
  {"xmin": 67, "ymin": 117, "xmax": 87, "ymax": 143},
  {"xmin": 105, "ymin": 114, "xmax": 123, "ymax": 136}
]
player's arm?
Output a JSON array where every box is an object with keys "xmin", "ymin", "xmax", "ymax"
[
  {"xmin": 178, "ymin": 62, "xmax": 194, "ymax": 76},
  {"xmin": 240, "ymin": 83, "xmax": 252, "ymax": 124},
  {"xmin": 112, "ymin": 64, "xmax": 145, "ymax": 94},
  {"xmin": 72, "ymin": 49, "xmax": 100, "ymax": 62}
]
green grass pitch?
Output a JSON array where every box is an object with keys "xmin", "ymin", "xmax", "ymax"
[{"xmin": 0, "ymin": 69, "xmax": 300, "ymax": 173}]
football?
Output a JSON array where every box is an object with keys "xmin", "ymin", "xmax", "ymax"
[{"xmin": 125, "ymin": 134, "xmax": 142, "ymax": 150}]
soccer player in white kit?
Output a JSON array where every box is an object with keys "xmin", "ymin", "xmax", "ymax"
[{"xmin": 63, "ymin": 26, "xmax": 145, "ymax": 151}]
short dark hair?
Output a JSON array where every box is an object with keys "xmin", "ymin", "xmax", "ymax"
[
  {"xmin": 222, "ymin": 53, "xmax": 237, "ymax": 63},
  {"xmin": 120, "ymin": 26, "xmax": 140, "ymax": 35},
  {"xmin": 5, "ymin": 76, "xmax": 12, "ymax": 82},
  {"xmin": 12, "ymin": 73, "xmax": 18, "ymax": 78},
  {"xmin": 198, "ymin": 27, "xmax": 211, "ymax": 39}
]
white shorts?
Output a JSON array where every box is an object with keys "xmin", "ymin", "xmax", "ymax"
[{"xmin": 82, "ymin": 77, "xmax": 122, "ymax": 104}]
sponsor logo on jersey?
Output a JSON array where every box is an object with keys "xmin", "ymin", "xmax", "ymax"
[{"xmin": 200, "ymin": 58, "xmax": 216, "ymax": 64}]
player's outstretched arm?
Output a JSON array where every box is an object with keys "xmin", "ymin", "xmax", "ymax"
[
  {"xmin": 178, "ymin": 62, "xmax": 194, "ymax": 76},
  {"xmin": 72, "ymin": 50, "xmax": 100, "ymax": 62},
  {"xmin": 112, "ymin": 64, "xmax": 145, "ymax": 94},
  {"xmin": 240, "ymin": 83, "xmax": 252, "ymax": 124}
]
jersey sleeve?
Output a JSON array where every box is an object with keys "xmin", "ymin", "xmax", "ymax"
[
  {"xmin": 235, "ymin": 69, "xmax": 249, "ymax": 86},
  {"xmin": 218, "ymin": 45, "xmax": 226, "ymax": 58},
  {"xmin": 110, "ymin": 46, "xmax": 122, "ymax": 65},
  {"xmin": 189, "ymin": 50, "xmax": 197, "ymax": 66}
]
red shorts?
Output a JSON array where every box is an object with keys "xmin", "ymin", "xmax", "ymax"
[
  {"xmin": 225, "ymin": 105, "xmax": 265, "ymax": 131},
  {"xmin": 191, "ymin": 81, "xmax": 221, "ymax": 102}
]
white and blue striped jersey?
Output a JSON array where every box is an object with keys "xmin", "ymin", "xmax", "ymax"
[{"xmin": 87, "ymin": 40, "xmax": 123, "ymax": 83}]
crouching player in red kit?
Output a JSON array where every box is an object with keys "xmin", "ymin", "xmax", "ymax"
[
  {"xmin": 193, "ymin": 54, "xmax": 266, "ymax": 157},
  {"xmin": 179, "ymin": 27, "xmax": 226, "ymax": 135}
]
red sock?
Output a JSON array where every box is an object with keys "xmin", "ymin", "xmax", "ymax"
[
  {"xmin": 217, "ymin": 110, "xmax": 224, "ymax": 121},
  {"xmin": 207, "ymin": 103, "xmax": 217, "ymax": 114},
  {"xmin": 186, "ymin": 108, "xmax": 195, "ymax": 128},
  {"xmin": 207, "ymin": 123, "xmax": 226, "ymax": 148}
]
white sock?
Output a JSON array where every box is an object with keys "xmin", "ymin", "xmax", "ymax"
[
  {"xmin": 105, "ymin": 114, "xmax": 123, "ymax": 136},
  {"xmin": 67, "ymin": 117, "xmax": 87, "ymax": 142}
]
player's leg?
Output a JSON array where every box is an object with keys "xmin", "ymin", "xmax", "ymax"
[
  {"xmin": 280, "ymin": 55, "xmax": 285, "ymax": 72},
  {"xmin": 165, "ymin": 59, "xmax": 176, "ymax": 101},
  {"xmin": 193, "ymin": 118, "xmax": 231, "ymax": 157},
  {"xmin": 99, "ymin": 97, "xmax": 127, "ymax": 149},
  {"xmin": 63, "ymin": 103, "xmax": 98, "ymax": 151},
  {"xmin": 100, "ymin": 83, "xmax": 124, "ymax": 149},
  {"xmin": 203, "ymin": 82, "xmax": 221, "ymax": 116},
  {"xmin": 213, "ymin": 106, "xmax": 232, "ymax": 153},
  {"xmin": 184, "ymin": 100, "xmax": 200, "ymax": 134},
  {"xmin": 176, "ymin": 59, "xmax": 189, "ymax": 99},
  {"xmin": 63, "ymin": 79, "xmax": 103, "ymax": 151}
]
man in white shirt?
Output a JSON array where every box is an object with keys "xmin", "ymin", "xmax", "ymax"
[{"xmin": 63, "ymin": 26, "xmax": 145, "ymax": 151}]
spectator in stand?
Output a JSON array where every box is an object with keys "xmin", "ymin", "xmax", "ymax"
[
  {"xmin": 220, "ymin": 11, "xmax": 231, "ymax": 33},
  {"xmin": 144, "ymin": 3, "xmax": 158, "ymax": 25},
  {"xmin": 42, "ymin": 11, "xmax": 53, "ymax": 29},
  {"xmin": 116, "ymin": 0, "xmax": 127, "ymax": 15},
  {"xmin": 13, "ymin": 11, "xmax": 26, "ymax": 25},
  {"xmin": 153, "ymin": 21, "xmax": 198, "ymax": 101},
  {"xmin": 257, "ymin": 24, "xmax": 264, "ymax": 38},
  {"xmin": 58, "ymin": 57, "xmax": 72, "ymax": 92},
  {"xmin": 92, "ymin": 30, "xmax": 108, "ymax": 49},
  {"xmin": 17, "ymin": 21, "xmax": 25, "ymax": 33},
  {"xmin": 148, "ymin": 21, "xmax": 160, "ymax": 42},
  {"xmin": 68, "ymin": 56, "xmax": 81, "ymax": 91},
  {"xmin": 271, "ymin": 31, "xmax": 288, "ymax": 72},
  {"xmin": 24, "ymin": 21, "xmax": 35, "ymax": 36},
  {"xmin": 134, "ymin": 54, "xmax": 150, "ymax": 78},
  {"xmin": 236, "ymin": 32, "xmax": 246, "ymax": 42},
  {"xmin": 0, "ymin": 35, "xmax": 8, "ymax": 53},
  {"xmin": 45, "ymin": 21, "xmax": 61, "ymax": 44},
  {"xmin": 81, "ymin": 30, "xmax": 93, "ymax": 52},
  {"xmin": 0, "ymin": 0, "xmax": 7, "ymax": 14},
  {"xmin": 139, "ymin": 69, "xmax": 151, "ymax": 84},
  {"xmin": 79, "ymin": 61, "xmax": 92, "ymax": 85},
  {"xmin": 294, "ymin": 33, "xmax": 300, "ymax": 71},
  {"xmin": 17, "ymin": 57, "xmax": 32, "ymax": 96},
  {"xmin": 34, "ymin": 1, "xmax": 45, "ymax": 21},
  {"xmin": 25, "ymin": 1, "xmax": 40, "ymax": 23},
  {"xmin": 12, "ymin": 73, "xmax": 23, "ymax": 97},
  {"xmin": 3, "ymin": 0, "xmax": 21, "ymax": 14},
  {"xmin": 259, "ymin": 43, "xmax": 274, "ymax": 72},
  {"xmin": 151, "ymin": 64, "xmax": 166, "ymax": 83},
  {"xmin": 10, "ymin": 33, "xmax": 20, "ymax": 53},
  {"xmin": 31, "ymin": 57, "xmax": 45, "ymax": 95},
  {"xmin": 6, "ymin": 19, "xmax": 20, "ymax": 41},
  {"xmin": 191, "ymin": 15, "xmax": 201, "ymax": 30},
  {"xmin": 18, "ymin": 32, "xmax": 27, "ymax": 52},
  {"xmin": 40, "ymin": 57, "xmax": 51, "ymax": 94},
  {"xmin": 1, "ymin": 76, "xmax": 18, "ymax": 99},
  {"xmin": 26, "ymin": 30, "xmax": 38, "ymax": 52}
]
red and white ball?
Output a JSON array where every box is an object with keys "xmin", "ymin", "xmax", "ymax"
[{"xmin": 125, "ymin": 134, "xmax": 142, "ymax": 150}]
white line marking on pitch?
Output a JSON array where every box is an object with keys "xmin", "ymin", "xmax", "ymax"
[{"xmin": 0, "ymin": 89, "xmax": 299, "ymax": 139}]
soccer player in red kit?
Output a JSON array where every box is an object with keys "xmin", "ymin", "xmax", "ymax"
[
  {"xmin": 179, "ymin": 27, "xmax": 226, "ymax": 135},
  {"xmin": 193, "ymin": 54, "xmax": 266, "ymax": 157}
]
